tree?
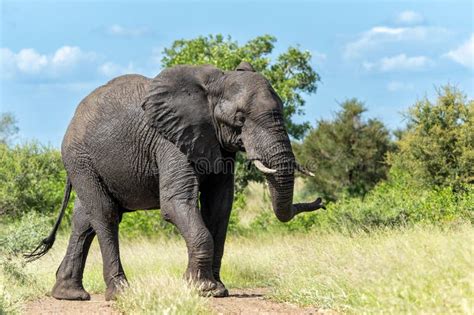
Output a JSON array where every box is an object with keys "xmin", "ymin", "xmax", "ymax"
[
  {"xmin": 0, "ymin": 112, "xmax": 19, "ymax": 145},
  {"xmin": 389, "ymin": 85, "xmax": 474, "ymax": 191},
  {"xmin": 296, "ymin": 99, "xmax": 392, "ymax": 201},
  {"xmin": 161, "ymin": 34, "xmax": 321, "ymax": 191}
]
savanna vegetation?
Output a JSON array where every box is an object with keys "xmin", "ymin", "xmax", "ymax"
[{"xmin": 0, "ymin": 35, "xmax": 473, "ymax": 314}]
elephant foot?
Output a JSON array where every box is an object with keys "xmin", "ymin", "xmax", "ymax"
[
  {"xmin": 185, "ymin": 269, "xmax": 229, "ymax": 297},
  {"xmin": 51, "ymin": 280, "xmax": 91, "ymax": 300},
  {"xmin": 192, "ymin": 278, "xmax": 229, "ymax": 298},
  {"xmin": 209, "ymin": 279, "xmax": 229, "ymax": 298},
  {"xmin": 105, "ymin": 277, "xmax": 128, "ymax": 301}
]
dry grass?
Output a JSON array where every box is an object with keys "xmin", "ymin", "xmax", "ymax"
[{"xmin": 1, "ymin": 225, "xmax": 473, "ymax": 314}]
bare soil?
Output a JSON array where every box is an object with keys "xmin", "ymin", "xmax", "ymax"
[
  {"xmin": 23, "ymin": 294, "xmax": 118, "ymax": 315},
  {"xmin": 23, "ymin": 288, "xmax": 333, "ymax": 314},
  {"xmin": 211, "ymin": 288, "xmax": 333, "ymax": 315}
]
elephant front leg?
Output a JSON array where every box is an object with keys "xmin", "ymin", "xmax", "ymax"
[
  {"xmin": 200, "ymin": 172, "xmax": 234, "ymax": 297},
  {"xmin": 162, "ymin": 199, "xmax": 227, "ymax": 297}
]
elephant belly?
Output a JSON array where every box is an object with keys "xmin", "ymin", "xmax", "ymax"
[
  {"xmin": 105, "ymin": 174, "xmax": 161, "ymax": 211},
  {"xmin": 90, "ymin": 151, "xmax": 162, "ymax": 211}
]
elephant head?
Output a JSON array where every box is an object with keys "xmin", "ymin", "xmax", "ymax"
[{"xmin": 141, "ymin": 62, "xmax": 324, "ymax": 222}]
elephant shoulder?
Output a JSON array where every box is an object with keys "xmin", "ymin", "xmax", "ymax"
[
  {"xmin": 65, "ymin": 74, "xmax": 152, "ymax": 146},
  {"xmin": 79, "ymin": 74, "xmax": 152, "ymax": 112}
]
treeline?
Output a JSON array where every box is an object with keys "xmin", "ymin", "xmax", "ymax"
[
  {"xmin": 239, "ymin": 85, "xmax": 473, "ymax": 233},
  {"xmin": 0, "ymin": 34, "xmax": 472, "ymax": 236}
]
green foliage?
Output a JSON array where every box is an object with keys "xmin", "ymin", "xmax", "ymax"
[
  {"xmin": 0, "ymin": 212, "xmax": 52, "ymax": 256},
  {"xmin": 0, "ymin": 213, "xmax": 51, "ymax": 314},
  {"xmin": 120, "ymin": 211, "xmax": 179, "ymax": 238},
  {"xmin": 0, "ymin": 142, "xmax": 72, "ymax": 219},
  {"xmin": 389, "ymin": 85, "xmax": 474, "ymax": 191},
  {"xmin": 233, "ymin": 153, "xmax": 264, "ymax": 194},
  {"xmin": 247, "ymin": 175, "xmax": 472, "ymax": 234},
  {"xmin": 0, "ymin": 256, "xmax": 41, "ymax": 315},
  {"xmin": 296, "ymin": 99, "xmax": 393, "ymax": 201},
  {"xmin": 227, "ymin": 191, "xmax": 245, "ymax": 234},
  {"xmin": 0, "ymin": 112, "xmax": 19, "ymax": 145},
  {"xmin": 317, "ymin": 181, "xmax": 473, "ymax": 234}
]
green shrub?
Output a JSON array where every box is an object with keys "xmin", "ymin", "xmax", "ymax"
[
  {"xmin": 389, "ymin": 85, "xmax": 473, "ymax": 191},
  {"xmin": 0, "ymin": 212, "xmax": 52, "ymax": 256},
  {"xmin": 120, "ymin": 211, "xmax": 179, "ymax": 238},
  {"xmin": 316, "ymin": 182, "xmax": 473, "ymax": 233},
  {"xmin": 227, "ymin": 192, "xmax": 246, "ymax": 235},
  {"xmin": 0, "ymin": 142, "xmax": 72, "ymax": 219},
  {"xmin": 249, "ymin": 179, "xmax": 473, "ymax": 234}
]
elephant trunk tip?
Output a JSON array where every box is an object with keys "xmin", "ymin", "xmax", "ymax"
[{"xmin": 274, "ymin": 197, "xmax": 326, "ymax": 223}]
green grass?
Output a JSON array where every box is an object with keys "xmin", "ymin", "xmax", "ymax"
[{"xmin": 1, "ymin": 225, "xmax": 472, "ymax": 314}]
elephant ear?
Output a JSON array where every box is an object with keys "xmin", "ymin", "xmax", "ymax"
[
  {"xmin": 235, "ymin": 61, "xmax": 255, "ymax": 72},
  {"xmin": 141, "ymin": 65, "xmax": 224, "ymax": 172}
]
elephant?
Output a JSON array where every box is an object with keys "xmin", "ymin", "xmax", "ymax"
[{"xmin": 25, "ymin": 61, "xmax": 324, "ymax": 301}]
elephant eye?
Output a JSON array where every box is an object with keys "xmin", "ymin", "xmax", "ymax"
[{"xmin": 235, "ymin": 112, "xmax": 245, "ymax": 127}]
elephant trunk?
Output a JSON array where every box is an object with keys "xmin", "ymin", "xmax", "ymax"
[
  {"xmin": 243, "ymin": 114, "xmax": 324, "ymax": 223},
  {"xmin": 264, "ymin": 150, "xmax": 324, "ymax": 223}
]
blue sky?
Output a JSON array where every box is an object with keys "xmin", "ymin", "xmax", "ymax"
[{"xmin": 1, "ymin": 0, "xmax": 473, "ymax": 147}]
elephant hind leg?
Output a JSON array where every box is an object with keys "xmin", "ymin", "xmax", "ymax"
[
  {"xmin": 80, "ymin": 182, "xmax": 127, "ymax": 301},
  {"xmin": 63, "ymin": 172, "xmax": 127, "ymax": 301},
  {"xmin": 52, "ymin": 200, "xmax": 95, "ymax": 300}
]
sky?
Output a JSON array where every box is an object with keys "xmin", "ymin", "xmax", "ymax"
[{"xmin": 1, "ymin": 0, "xmax": 473, "ymax": 147}]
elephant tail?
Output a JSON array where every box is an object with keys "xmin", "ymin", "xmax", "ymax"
[{"xmin": 24, "ymin": 177, "xmax": 72, "ymax": 262}]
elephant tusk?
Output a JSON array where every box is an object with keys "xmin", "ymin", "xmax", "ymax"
[
  {"xmin": 253, "ymin": 160, "xmax": 277, "ymax": 174},
  {"xmin": 295, "ymin": 163, "xmax": 315, "ymax": 177}
]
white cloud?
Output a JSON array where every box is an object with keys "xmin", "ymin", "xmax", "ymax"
[
  {"xmin": 387, "ymin": 81, "xmax": 414, "ymax": 92},
  {"xmin": 444, "ymin": 34, "xmax": 474, "ymax": 69},
  {"xmin": 344, "ymin": 26, "xmax": 447, "ymax": 59},
  {"xmin": 106, "ymin": 24, "xmax": 151, "ymax": 37},
  {"xmin": 51, "ymin": 46, "xmax": 95, "ymax": 68},
  {"xmin": 363, "ymin": 54, "xmax": 431, "ymax": 72},
  {"xmin": 0, "ymin": 46, "xmax": 97, "ymax": 79},
  {"xmin": 98, "ymin": 62, "xmax": 136, "ymax": 77},
  {"xmin": 16, "ymin": 49, "xmax": 48, "ymax": 73},
  {"xmin": 396, "ymin": 11, "xmax": 424, "ymax": 25}
]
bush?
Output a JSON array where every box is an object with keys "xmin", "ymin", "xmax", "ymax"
[
  {"xmin": 389, "ymin": 85, "xmax": 474, "ymax": 191},
  {"xmin": 0, "ymin": 142, "xmax": 71, "ymax": 219},
  {"xmin": 316, "ymin": 181, "xmax": 473, "ymax": 233},
  {"xmin": 227, "ymin": 192, "xmax": 246, "ymax": 234},
  {"xmin": 120, "ymin": 211, "xmax": 179, "ymax": 238},
  {"xmin": 0, "ymin": 212, "xmax": 52, "ymax": 256},
  {"xmin": 248, "ymin": 177, "xmax": 473, "ymax": 234}
]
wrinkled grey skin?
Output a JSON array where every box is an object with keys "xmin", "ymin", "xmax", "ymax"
[{"xmin": 25, "ymin": 62, "xmax": 323, "ymax": 301}]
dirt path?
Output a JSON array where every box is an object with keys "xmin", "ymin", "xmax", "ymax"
[
  {"xmin": 23, "ymin": 288, "xmax": 332, "ymax": 314},
  {"xmin": 211, "ymin": 288, "xmax": 332, "ymax": 314},
  {"xmin": 23, "ymin": 294, "xmax": 118, "ymax": 315}
]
